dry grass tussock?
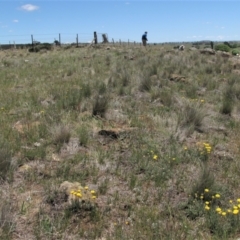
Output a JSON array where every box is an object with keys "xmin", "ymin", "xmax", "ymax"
[{"xmin": 1, "ymin": 43, "xmax": 240, "ymax": 239}]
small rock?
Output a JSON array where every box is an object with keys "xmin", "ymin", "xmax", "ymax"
[
  {"xmin": 34, "ymin": 142, "xmax": 41, "ymax": 147},
  {"xmin": 52, "ymin": 153, "xmax": 61, "ymax": 162},
  {"xmin": 18, "ymin": 164, "xmax": 32, "ymax": 172},
  {"xmin": 200, "ymin": 48, "xmax": 215, "ymax": 55}
]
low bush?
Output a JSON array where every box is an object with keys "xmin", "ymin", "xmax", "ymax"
[
  {"xmin": 232, "ymin": 49, "xmax": 240, "ymax": 56},
  {"xmin": 214, "ymin": 44, "xmax": 231, "ymax": 52}
]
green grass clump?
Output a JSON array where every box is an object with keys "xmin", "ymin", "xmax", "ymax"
[
  {"xmin": 178, "ymin": 102, "xmax": 206, "ymax": 133},
  {"xmin": 92, "ymin": 94, "xmax": 109, "ymax": 118},
  {"xmin": 51, "ymin": 124, "xmax": 71, "ymax": 146},
  {"xmin": 0, "ymin": 136, "xmax": 12, "ymax": 180}
]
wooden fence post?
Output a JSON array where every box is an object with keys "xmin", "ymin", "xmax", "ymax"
[
  {"xmin": 76, "ymin": 34, "xmax": 78, "ymax": 47},
  {"xmin": 94, "ymin": 32, "xmax": 98, "ymax": 44},
  {"xmin": 112, "ymin": 38, "xmax": 114, "ymax": 44},
  {"xmin": 31, "ymin": 35, "xmax": 34, "ymax": 48},
  {"xmin": 59, "ymin": 33, "xmax": 61, "ymax": 46}
]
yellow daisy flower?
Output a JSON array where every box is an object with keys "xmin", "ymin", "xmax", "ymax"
[
  {"xmin": 233, "ymin": 209, "xmax": 239, "ymax": 215},
  {"xmin": 205, "ymin": 206, "xmax": 210, "ymax": 210},
  {"xmin": 216, "ymin": 207, "xmax": 221, "ymax": 212},
  {"xmin": 77, "ymin": 193, "xmax": 82, "ymax": 198}
]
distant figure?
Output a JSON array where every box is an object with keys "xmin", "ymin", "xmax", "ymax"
[
  {"xmin": 142, "ymin": 31, "xmax": 148, "ymax": 46},
  {"xmin": 210, "ymin": 41, "xmax": 214, "ymax": 50},
  {"xmin": 54, "ymin": 39, "xmax": 60, "ymax": 46}
]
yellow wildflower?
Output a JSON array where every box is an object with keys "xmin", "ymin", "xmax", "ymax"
[
  {"xmin": 172, "ymin": 158, "xmax": 176, "ymax": 160},
  {"xmin": 204, "ymin": 189, "xmax": 209, "ymax": 193},
  {"xmin": 233, "ymin": 209, "xmax": 239, "ymax": 215},
  {"xmin": 184, "ymin": 147, "xmax": 188, "ymax": 150},
  {"xmin": 205, "ymin": 201, "xmax": 210, "ymax": 205},
  {"xmin": 84, "ymin": 186, "xmax": 89, "ymax": 190},
  {"xmin": 205, "ymin": 205, "xmax": 210, "ymax": 210},
  {"xmin": 229, "ymin": 200, "xmax": 233, "ymax": 203},
  {"xmin": 237, "ymin": 199, "xmax": 240, "ymax": 203},
  {"xmin": 215, "ymin": 194, "xmax": 220, "ymax": 198},
  {"xmin": 92, "ymin": 196, "xmax": 96, "ymax": 199},
  {"xmin": 233, "ymin": 206, "xmax": 238, "ymax": 210},
  {"xmin": 216, "ymin": 207, "xmax": 221, "ymax": 212},
  {"xmin": 91, "ymin": 190, "xmax": 96, "ymax": 194},
  {"xmin": 221, "ymin": 212, "xmax": 227, "ymax": 216},
  {"xmin": 153, "ymin": 155, "xmax": 158, "ymax": 160},
  {"xmin": 77, "ymin": 193, "xmax": 82, "ymax": 198}
]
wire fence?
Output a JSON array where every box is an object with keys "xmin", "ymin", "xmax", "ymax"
[
  {"xmin": 0, "ymin": 33, "xmax": 95, "ymax": 45},
  {"xmin": 0, "ymin": 32, "xmax": 144, "ymax": 50}
]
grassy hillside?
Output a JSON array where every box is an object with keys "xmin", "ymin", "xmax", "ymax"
[{"xmin": 1, "ymin": 43, "xmax": 240, "ymax": 240}]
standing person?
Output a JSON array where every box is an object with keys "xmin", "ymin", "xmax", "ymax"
[{"xmin": 142, "ymin": 31, "xmax": 148, "ymax": 46}]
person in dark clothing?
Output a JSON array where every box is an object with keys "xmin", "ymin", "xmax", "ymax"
[{"xmin": 142, "ymin": 32, "xmax": 148, "ymax": 46}]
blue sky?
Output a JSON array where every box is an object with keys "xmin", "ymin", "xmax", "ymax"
[{"xmin": 0, "ymin": 1, "xmax": 240, "ymax": 44}]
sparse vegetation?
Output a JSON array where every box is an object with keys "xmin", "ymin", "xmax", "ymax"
[{"xmin": 1, "ymin": 42, "xmax": 240, "ymax": 239}]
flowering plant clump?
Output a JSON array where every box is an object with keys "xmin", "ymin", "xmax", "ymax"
[
  {"xmin": 188, "ymin": 187, "xmax": 240, "ymax": 237},
  {"xmin": 196, "ymin": 142, "xmax": 212, "ymax": 154},
  {"xmin": 196, "ymin": 142, "xmax": 213, "ymax": 161},
  {"xmin": 202, "ymin": 193, "xmax": 240, "ymax": 237},
  {"xmin": 203, "ymin": 143, "xmax": 212, "ymax": 154},
  {"xmin": 70, "ymin": 186, "xmax": 97, "ymax": 203},
  {"xmin": 204, "ymin": 195, "xmax": 240, "ymax": 216}
]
